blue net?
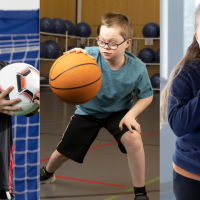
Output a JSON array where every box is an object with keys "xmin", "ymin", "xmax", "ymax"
[
  {"xmin": 0, "ymin": 9, "xmax": 39, "ymax": 199},
  {"xmin": 0, "ymin": 33, "xmax": 40, "ymax": 200}
]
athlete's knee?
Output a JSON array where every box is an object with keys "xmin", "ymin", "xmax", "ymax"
[
  {"xmin": 121, "ymin": 131, "xmax": 142, "ymax": 151},
  {"xmin": 54, "ymin": 150, "xmax": 69, "ymax": 161}
]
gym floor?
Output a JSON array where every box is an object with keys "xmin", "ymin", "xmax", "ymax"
[{"xmin": 40, "ymin": 88, "xmax": 160, "ymax": 200}]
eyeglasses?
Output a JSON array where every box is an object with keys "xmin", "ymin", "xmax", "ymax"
[{"xmin": 96, "ymin": 37, "xmax": 127, "ymax": 50}]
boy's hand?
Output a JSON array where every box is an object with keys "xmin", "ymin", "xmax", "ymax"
[
  {"xmin": 0, "ymin": 86, "xmax": 21, "ymax": 116},
  {"xmin": 119, "ymin": 112, "xmax": 141, "ymax": 134},
  {"xmin": 63, "ymin": 48, "xmax": 95, "ymax": 60},
  {"xmin": 33, "ymin": 92, "xmax": 40, "ymax": 113}
]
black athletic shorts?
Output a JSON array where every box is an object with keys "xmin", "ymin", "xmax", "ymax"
[
  {"xmin": 0, "ymin": 61, "xmax": 14, "ymax": 195},
  {"xmin": 0, "ymin": 114, "xmax": 14, "ymax": 194},
  {"xmin": 57, "ymin": 109, "xmax": 132, "ymax": 163}
]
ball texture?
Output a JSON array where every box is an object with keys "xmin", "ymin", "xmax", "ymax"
[
  {"xmin": 0, "ymin": 63, "xmax": 39, "ymax": 115},
  {"xmin": 138, "ymin": 48, "xmax": 155, "ymax": 63},
  {"xmin": 49, "ymin": 53, "xmax": 102, "ymax": 105},
  {"xmin": 44, "ymin": 40, "xmax": 60, "ymax": 59},
  {"xmin": 150, "ymin": 73, "xmax": 160, "ymax": 88},
  {"xmin": 40, "ymin": 42, "xmax": 46, "ymax": 58},
  {"xmin": 142, "ymin": 23, "xmax": 160, "ymax": 38},
  {"xmin": 64, "ymin": 20, "xmax": 75, "ymax": 36},
  {"xmin": 75, "ymin": 22, "xmax": 91, "ymax": 37},
  {"xmin": 40, "ymin": 17, "xmax": 55, "ymax": 33},
  {"xmin": 97, "ymin": 25, "xmax": 100, "ymax": 35},
  {"xmin": 53, "ymin": 18, "xmax": 67, "ymax": 34},
  {"xmin": 155, "ymin": 49, "xmax": 160, "ymax": 63}
]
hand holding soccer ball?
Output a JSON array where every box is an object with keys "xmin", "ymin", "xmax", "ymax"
[
  {"xmin": 33, "ymin": 92, "xmax": 40, "ymax": 113},
  {"xmin": 0, "ymin": 63, "xmax": 40, "ymax": 116},
  {"xmin": 0, "ymin": 86, "xmax": 21, "ymax": 116}
]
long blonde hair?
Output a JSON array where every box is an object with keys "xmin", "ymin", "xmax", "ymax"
[{"xmin": 160, "ymin": 4, "xmax": 200, "ymax": 127}]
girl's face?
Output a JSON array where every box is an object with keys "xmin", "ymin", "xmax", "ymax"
[{"xmin": 194, "ymin": 26, "xmax": 200, "ymax": 47}]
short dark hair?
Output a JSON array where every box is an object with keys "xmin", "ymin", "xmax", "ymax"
[{"xmin": 100, "ymin": 12, "xmax": 133, "ymax": 39}]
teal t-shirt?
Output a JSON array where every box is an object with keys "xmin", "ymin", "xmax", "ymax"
[{"xmin": 75, "ymin": 46, "xmax": 153, "ymax": 118}]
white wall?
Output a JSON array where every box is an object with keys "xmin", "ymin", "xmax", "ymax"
[
  {"xmin": 184, "ymin": 0, "xmax": 195, "ymax": 54},
  {"xmin": 160, "ymin": 0, "xmax": 168, "ymax": 80},
  {"xmin": 196, "ymin": 0, "xmax": 200, "ymax": 7},
  {"xmin": 0, "ymin": 0, "xmax": 39, "ymax": 10}
]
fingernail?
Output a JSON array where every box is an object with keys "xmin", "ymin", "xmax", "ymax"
[{"xmin": 10, "ymin": 86, "xmax": 14, "ymax": 89}]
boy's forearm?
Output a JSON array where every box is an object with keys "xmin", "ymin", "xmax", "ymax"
[{"xmin": 128, "ymin": 95, "xmax": 153, "ymax": 118}]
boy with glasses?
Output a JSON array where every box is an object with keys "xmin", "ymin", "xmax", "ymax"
[{"xmin": 40, "ymin": 12, "xmax": 153, "ymax": 200}]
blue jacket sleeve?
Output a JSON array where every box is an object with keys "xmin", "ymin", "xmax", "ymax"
[{"xmin": 167, "ymin": 66, "xmax": 200, "ymax": 137}]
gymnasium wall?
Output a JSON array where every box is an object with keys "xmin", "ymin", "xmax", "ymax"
[
  {"xmin": 40, "ymin": 0, "xmax": 160, "ymax": 78},
  {"xmin": 40, "ymin": 0, "xmax": 76, "ymax": 75},
  {"xmin": 82, "ymin": 0, "xmax": 159, "ymax": 37}
]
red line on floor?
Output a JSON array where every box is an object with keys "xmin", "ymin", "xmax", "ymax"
[
  {"xmin": 40, "ymin": 158, "xmax": 50, "ymax": 162},
  {"xmin": 142, "ymin": 131, "xmax": 160, "ymax": 138},
  {"xmin": 89, "ymin": 141, "xmax": 117, "ymax": 150},
  {"xmin": 55, "ymin": 175, "xmax": 126, "ymax": 188},
  {"xmin": 40, "ymin": 131, "xmax": 159, "ymax": 162}
]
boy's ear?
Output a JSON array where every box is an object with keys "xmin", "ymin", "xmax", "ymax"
[{"xmin": 125, "ymin": 39, "xmax": 132, "ymax": 48}]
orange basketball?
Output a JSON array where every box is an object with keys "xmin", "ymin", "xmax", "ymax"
[{"xmin": 49, "ymin": 52, "xmax": 102, "ymax": 105}]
